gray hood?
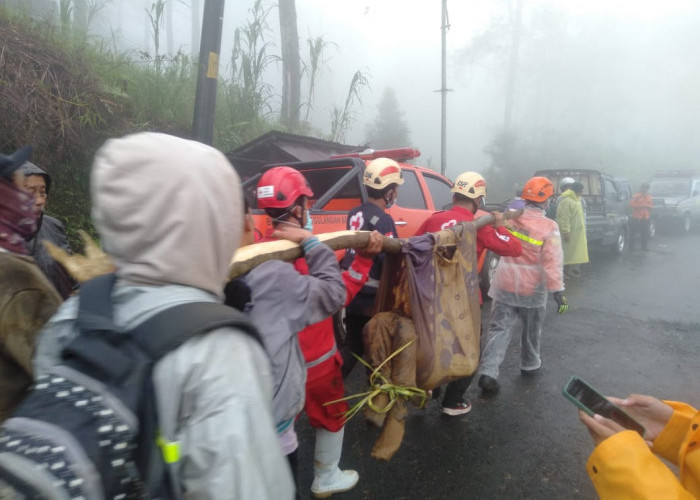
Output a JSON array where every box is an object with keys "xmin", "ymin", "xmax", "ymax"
[
  {"xmin": 19, "ymin": 161, "xmax": 51, "ymax": 194},
  {"xmin": 91, "ymin": 132, "xmax": 243, "ymax": 297}
]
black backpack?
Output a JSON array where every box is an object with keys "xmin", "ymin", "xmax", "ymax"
[{"xmin": 0, "ymin": 273, "xmax": 261, "ymax": 499}]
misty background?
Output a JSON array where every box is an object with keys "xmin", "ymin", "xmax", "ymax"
[{"xmin": 6, "ymin": 0, "xmax": 700, "ymax": 202}]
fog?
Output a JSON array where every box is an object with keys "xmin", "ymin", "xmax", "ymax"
[{"xmin": 82, "ymin": 0, "xmax": 700, "ymax": 200}]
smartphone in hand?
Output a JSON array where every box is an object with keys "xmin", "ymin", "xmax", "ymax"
[{"xmin": 563, "ymin": 376, "xmax": 646, "ymax": 437}]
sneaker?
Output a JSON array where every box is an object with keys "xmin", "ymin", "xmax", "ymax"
[
  {"xmin": 478, "ymin": 374, "xmax": 500, "ymax": 394},
  {"xmin": 441, "ymin": 399, "xmax": 472, "ymax": 416}
]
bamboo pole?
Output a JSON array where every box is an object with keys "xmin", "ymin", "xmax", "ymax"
[{"xmin": 228, "ymin": 209, "xmax": 522, "ymax": 279}]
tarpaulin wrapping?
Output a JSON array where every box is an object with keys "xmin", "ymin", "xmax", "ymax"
[{"xmin": 361, "ymin": 223, "xmax": 480, "ymax": 460}]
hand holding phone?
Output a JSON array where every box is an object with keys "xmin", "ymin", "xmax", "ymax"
[{"xmin": 563, "ymin": 376, "xmax": 646, "ymax": 437}]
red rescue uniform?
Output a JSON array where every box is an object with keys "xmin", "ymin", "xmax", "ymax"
[
  {"xmin": 415, "ymin": 205, "xmax": 522, "ymax": 302},
  {"xmin": 295, "ymin": 255, "xmax": 373, "ymax": 431}
]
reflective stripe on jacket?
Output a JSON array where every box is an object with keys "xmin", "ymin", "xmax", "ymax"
[{"xmin": 488, "ymin": 206, "xmax": 564, "ymax": 308}]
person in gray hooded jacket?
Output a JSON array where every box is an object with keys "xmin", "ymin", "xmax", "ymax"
[
  {"xmin": 34, "ymin": 132, "xmax": 294, "ymax": 500},
  {"xmin": 19, "ymin": 161, "xmax": 77, "ymax": 298},
  {"xmin": 226, "ymin": 167, "xmax": 346, "ymax": 496}
]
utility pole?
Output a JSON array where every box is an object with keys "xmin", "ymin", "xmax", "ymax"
[
  {"xmin": 192, "ymin": 0, "xmax": 225, "ymax": 145},
  {"xmin": 439, "ymin": 0, "xmax": 450, "ymax": 176},
  {"xmin": 503, "ymin": 0, "xmax": 523, "ymax": 131}
]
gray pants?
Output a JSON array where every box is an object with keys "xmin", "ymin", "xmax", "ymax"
[{"xmin": 478, "ymin": 300, "xmax": 546, "ymax": 380}]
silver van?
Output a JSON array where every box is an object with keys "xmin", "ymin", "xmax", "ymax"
[{"xmin": 649, "ymin": 171, "xmax": 700, "ymax": 234}]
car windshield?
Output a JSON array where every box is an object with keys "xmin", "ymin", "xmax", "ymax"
[{"xmin": 649, "ymin": 179, "xmax": 690, "ymax": 197}]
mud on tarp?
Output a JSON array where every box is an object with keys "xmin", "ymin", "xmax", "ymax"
[{"xmin": 362, "ymin": 221, "xmax": 480, "ymax": 460}]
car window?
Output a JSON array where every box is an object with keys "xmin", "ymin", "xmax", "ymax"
[
  {"xmin": 397, "ymin": 170, "xmax": 427, "ymax": 209},
  {"xmin": 614, "ymin": 181, "xmax": 630, "ymax": 201},
  {"xmin": 301, "ymin": 167, "xmax": 360, "ymax": 209},
  {"xmin": 586, "ymin": 174, "xmax": 601, "ymax": 196},
  {"xmin": 423, "ymin": 173, "xmax": 453, "ymax": 210},
  {"xmin": 604, "ymin": 178, "xmax": 617, "ymax": 203},
  {"xmin": 650, "ymin": 179, "xmax": 691, "ymax": 196}
]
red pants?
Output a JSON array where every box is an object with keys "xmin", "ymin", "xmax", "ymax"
[{"xmin": 304, "ymin": 352, "xmax": 348, "ymax": 432}]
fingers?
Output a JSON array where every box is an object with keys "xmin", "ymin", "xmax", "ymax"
[
  {"xmin": 593, "ymin": 413, "xmax": 627, "ymax": 434},
  {"xmin": 366, "ymin": 231, "xmax": 383, "ymax": 254},
  {"xmin": 491, "ymin": 211, "xmax": 505, "ymax": 227}
]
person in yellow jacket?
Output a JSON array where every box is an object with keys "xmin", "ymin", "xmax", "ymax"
[
  {"xmin": 579, "ymin": 394, "xmax": 700, "ymax": 499},
  {"xmin": 556, "ymin": 181, "xmax": 589, "ymax": 278}
]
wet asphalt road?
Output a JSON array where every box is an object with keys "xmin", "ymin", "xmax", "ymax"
[{"xmin": 295, "ymin": 228, "xmax": 700, "ymax": 500}]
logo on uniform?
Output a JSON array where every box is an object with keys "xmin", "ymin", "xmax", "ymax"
[
  {"xmin": 349, "ymin": 211, "xmax": 365, "ymax": 231},
  {"xmin": 441, "ymin": 219, "xmax": 457, "ymax": 230},
  {"xmin": 496, "ymin": 233, "xmax": 511, "ymax": 242}
]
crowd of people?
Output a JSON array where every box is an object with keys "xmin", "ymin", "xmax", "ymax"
[{"xmin": 0, "ymin": 133, "xmax": 697, "ymax": 499}]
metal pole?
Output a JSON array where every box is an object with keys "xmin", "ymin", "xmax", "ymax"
[
  {"xmin": 440, "ymin": 0, "xmax": 448, "ymax": 176},
  {"xmin": 503, "ymin": 0, "xmax": 523, "ymax": 131},
  {"xmin": 192, "ymin": 0, "xmax": 225, "ymax": 145}
]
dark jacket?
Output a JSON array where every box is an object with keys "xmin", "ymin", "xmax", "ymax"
[
  {"xmin": 0, "ymin": 251, "xmax": 61, "ymax": 422},
  {"xmin": 20, "ymin": 162, "xmax": 76, "ymax": 298},
  {"xmin": 26, "ymin": 214, "xmax": 76, "ymax": 298}
]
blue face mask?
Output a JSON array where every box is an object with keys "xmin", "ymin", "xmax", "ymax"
[{"xmin": 304, "ymin": 212, "xmax": 314, "ymax": 232}]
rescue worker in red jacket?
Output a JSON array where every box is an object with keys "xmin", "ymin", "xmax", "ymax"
[
  {"xmin": 251, "ymin": 166, "xmax": 384, "ymax": 498},
  {"xmin": 477, "ymin": 176, "xmax": 568, "ymax": 394},
  {"xmin": 415, "ymin": 171, "xmax": 522, "ymax": 416},
  {"xmin": 295, "ymin": 231, "xmax": 383, "ymax": 498}
]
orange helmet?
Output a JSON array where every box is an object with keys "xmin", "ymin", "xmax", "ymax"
[
  {"xmin": 256, "ymin": 166, "xmax": 313, "ymax": 210},
  {"xmin": 521, "ymin": 176, "xmax": 554, "ymax": 203},
  {"xmin": 452, "ymin": 171, "xmax": 486, "ymax": 199},
  {"xmin": 363, "ymin": 158, "xmax": 404, "ymax": 189}
]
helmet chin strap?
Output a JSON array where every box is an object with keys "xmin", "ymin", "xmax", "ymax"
[{"xmin": 273, "ymin": 204, "xmax": 305, "ymax": 227}]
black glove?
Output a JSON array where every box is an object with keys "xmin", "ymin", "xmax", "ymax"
[{"xmin": 553, "ymin": 291, "xmax": 568, "ymax": 314}]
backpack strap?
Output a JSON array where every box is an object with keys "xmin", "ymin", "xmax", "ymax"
[
  {"xmin": 128, "ymin": 302, "xmax": 262, "ymax": 500},
  {"xmin": 129, "ymin": 301, "xmax": 262, "ymax": 361},
  {"xmin": 75, "ymin": 273, "xmax": 117, "ymax": 334}
]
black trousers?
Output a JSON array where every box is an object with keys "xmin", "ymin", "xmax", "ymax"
[
  {"xmin": 287, "ymin": 449, "xmax": 301, "ymax": 500},
  {"xmin": 441, "ymin": 325, "xmax": 483, "ymax": 406},
  {"xmin": 629, "ymin": 218, "xmax": 650, "ymax": 250},
  {"xmin": 340, "ymin": 313, "xmax": 370, "ymax": 379},
  {"xmin": 442, "ymin": 375, "xmax": 475, "ymax": 407}
]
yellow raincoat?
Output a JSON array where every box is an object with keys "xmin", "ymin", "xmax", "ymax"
[
  {"xmin": 586, "ymin": 401, "xmax": 700, "ymax": 499},
  {"xmin": 556, "ymin": 189, "xmax": 589, "ymax": 265}
]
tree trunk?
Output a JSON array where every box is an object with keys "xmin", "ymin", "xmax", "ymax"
[
  {"xmin": 74, "ymin": 0, "xmax": 88, "ymax": 32},
  {"xmin": 278, "ymin": 0, "xmax": 301, "ymax": 126}
]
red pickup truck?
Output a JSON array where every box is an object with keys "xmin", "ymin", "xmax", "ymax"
[
  {"xmin": 241, "ymin": 148, "xmax": 501, "ymax": 297},
  {"xmin": 242, "ymin": 148, "xmax": 454, "ymax": 238}
]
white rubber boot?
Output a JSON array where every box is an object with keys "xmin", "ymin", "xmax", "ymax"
[{"xmin": 311, "ymin": 427, "xmax": 359, "ymax": 498}]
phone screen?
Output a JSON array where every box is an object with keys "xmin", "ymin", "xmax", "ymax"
[{"xmin": 563, "ymin": 377, "xmax": 645, "ymax": 436}]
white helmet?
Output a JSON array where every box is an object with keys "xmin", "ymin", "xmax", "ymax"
[
  {"xmin": 363, "ymin": 158, "xmax": 404, "ymax": 189},
  {"xmin": 560, "ymin": 177, "xmax": 576, "ymax": 190},
  {"xmin": 452, "ymin": 171, "xmax": 487, "ymax": 199}
]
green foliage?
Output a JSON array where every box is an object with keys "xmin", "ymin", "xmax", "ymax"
[
  {"xmin": 48, "ymin": 160, "xmax": 97, "ymax": 253},
  {"xmin": 146, "ymin": 0, "xmax": 166, "ymax": 73},
  {"xmin": 365, "ymin": 87, "xmax": 411, "ymax": 149},
  {"xmin": 215, "ymin": 0, "xmax": 276, "ymax": 151},
  {"xmin": 330, "ymin": 70, "xmax": 370, "ymax": 143},
  {"xmin": 1, "ymin": 0, "xmax": 367, "ymax": 248},
  {"xmin": 302, "ymin": 35, "xmax": 336, "ymax": 122}
]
